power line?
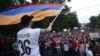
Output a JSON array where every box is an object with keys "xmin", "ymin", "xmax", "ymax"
[{"xmin": 74, "ymin": 4, "xmax": 100, "ymax": 10}]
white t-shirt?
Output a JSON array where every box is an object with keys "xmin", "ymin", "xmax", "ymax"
[
  {"xmin": 64, "ymin": 44, "xmax": 69, "ymax": 51},
  {"xmin": 86, "ymin": 50, "xmax": 93, "ymax": 56},
  {"xmin": 45, "ymin": 41, "xmax": 51, "ymax": 48},
  {"xmin": 55, "ymin": 40, "xmax": 60, "ymax": 48},
  {"xmin": 86, "ymin": 43, "xmax": 89, "ymax": 52},
  {"xmin": 17, "ymin": 28, "xmax": 40, "ymax": 56}
]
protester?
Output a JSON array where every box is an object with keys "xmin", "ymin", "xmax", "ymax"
[
  {"xmin": 92, "ymin": 42, "xmax": 100, "ymax": 56},
  {"xmin": 79, "ymin": 40, "xmax": 85, "ymax": 56},
  {"xmin": 12, "ymin": 37, "xmax": 19, "ymax": 56},
  {"xmin": 44, "ymin": 39, "xmax": 52, "ymax": 56},
  {"xmin": 51, "ymin": 38, "xmax": 56, "ymax": 56},
  {"xmin": 86, "ymin": 46, "xmax": 94, "ymax": 56},
  {"xmin": 85, "ymin": 41, "xmax": 90, "ymax": 56},
  {"xmin": 71, "ymin": 38, "xmax": 79, "ymax": 56},
  {"xmin": 17, "ymin": 15, "xmax": 53, "ymax": 56},
  {"xmin": 63, "ymin": 39, "xmax": 69, "ymax": 56},
  {"xmin": 55, "ymin": 40, "xmax": 62, "ymax": 56},
  {"xmin": 1, "ymin": 23, "xmax": 100, "ymax": 56}
]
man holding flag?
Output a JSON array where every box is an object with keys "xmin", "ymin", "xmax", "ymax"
[
  {"xmin": 0, "ymin": 3, "xmax": 65, "ymax": 56},
  {"xmin": 17, "ymin": 15, "xmax": 53, "ymax": 56}
]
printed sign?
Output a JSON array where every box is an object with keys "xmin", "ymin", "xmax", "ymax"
[{"xmin": 89, "ymin": 33, "xmax": 100, "ymax": 38}]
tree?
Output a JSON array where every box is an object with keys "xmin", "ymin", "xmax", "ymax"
[
  {"xmin": 31, "ymin": 0, "xmax": 38, "ymax": 3},
  {"xmin": 18, "ymin": 0, "xmax": 26, "ymax": 4},
  {"xmin": 0, "ymin": 0, "xmax": 12, "ymax": 12},
  {"xmin": 97, "ymin": 14, "xmax": 100, "ymax": 26},
  {"xmin": 88, "ymin": 14, "xmax": 100, "ymax": 28},
  {"xmin": 65, "ymin": 12, "xmax": 79, "ymax": 29},
  {"xmin": 89, "ymin": 16, "xmax": 97, "ymax": 28}
]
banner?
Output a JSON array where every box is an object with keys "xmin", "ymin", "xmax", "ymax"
[
  {"xmin": 89, "ymin": 33, "xmax": 100, "ymax": 38},
  {"xmin": 52, "ymin": 35, "xmax": 63, "ymax": 41},
  {"xmin": 0, "ymin": 4, "xmax": 63, "ymax": 25}
]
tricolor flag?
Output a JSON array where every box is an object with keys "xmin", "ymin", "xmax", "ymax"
[
  {"xmin": 52, "ymin": 35, "xmax": 63, "ymax": 41},
  {"xmin": 0, "ymin": 4, "xmax": 63, "ymax": 25}
]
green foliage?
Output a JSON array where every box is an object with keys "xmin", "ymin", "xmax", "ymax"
[
  {"xmin": 39, "ymin": 0, "xmax": 66, "ymax": 3},
  {"xmin": 19, "ymin": 0, "xmax": 26, "ymax": 4},
  {"xmin": 68, "ymin": 0, "xmax": 71, "ymax": 2},
  {"xmin": 88, "ymin": 14, "xmax": 100, "ymax": 28},
  {"xmin": 0, "ymin": 24, "xmax": 21, "ymax": 36},
  {"xmin": 0, "ymin": 0, "xmax": 11, "ymax": 12},
  {"xmin": 31, "ymin": 0, "xmax": 38, "ymax": 3}
]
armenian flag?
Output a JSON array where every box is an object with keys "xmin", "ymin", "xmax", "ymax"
[
  {"xmin": 52, "ymin": 35, "xmax": 63, "ymax": 41},
  {"xmin": 0, "ymin": 4, "xmax": 63, "ymax": 25}
]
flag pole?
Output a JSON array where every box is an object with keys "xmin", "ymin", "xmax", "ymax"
[{"xmin": 51, "ymin": 3, "xmax": 65, "ymax": 24}]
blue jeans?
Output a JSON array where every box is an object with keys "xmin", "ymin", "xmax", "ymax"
[
  {"xmin": 80, "ymin": 51, "xmax": 84, "ymax": 56},
  {"xmin": 56, "ymin": 48, "xmax": 62, "ymax": 56}
]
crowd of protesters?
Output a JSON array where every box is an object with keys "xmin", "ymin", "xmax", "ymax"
[
  {"xmin": 0, "ymin": 28, "xmax": 100, "ymax": 56},
  {"xmin": 39, "ymin": 29, "xmax": 100, "ymax": 56},
  {"xmin": 0, "ymin": 33, "xmax": 19, "ymax": 56}
]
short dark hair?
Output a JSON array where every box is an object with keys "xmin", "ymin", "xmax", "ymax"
[{"xmin": 21, "ymin": 15, "xmax": 33, "ymax": 26}]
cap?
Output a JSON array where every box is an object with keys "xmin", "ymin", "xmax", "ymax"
[{"xmin": 21, "ymin": 15, "xmax": 34, "ymax": 26}]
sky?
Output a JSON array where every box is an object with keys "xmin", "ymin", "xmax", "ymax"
[
  {"xmin": 67, "ymin": 0, "xmax": 100, "ymax": 23},
  {"xmin": 26, "ymin": 0, "xmax": 100, "ymax": 23}
]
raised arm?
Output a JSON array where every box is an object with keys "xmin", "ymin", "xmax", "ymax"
[{"xmin": 40, "ymin": 23, "xmax": 53, "ymax": 33}]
